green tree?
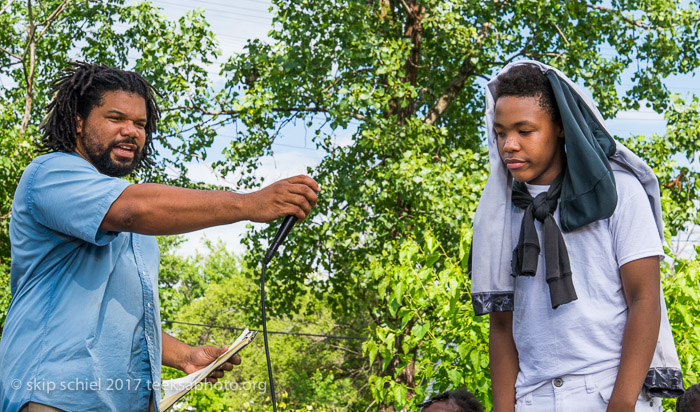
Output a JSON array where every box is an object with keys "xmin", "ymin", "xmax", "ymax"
[
  {"xmin": 159, "ymin": 241, "xmax": 368, "ymax": 410},
  {"xmin": 363, "ymin": 229, "xmax": 492, "ymax": 410},
  {"xmin": 366, "ymin": 229, "xmax": 700, "ymax": 412},
  {"xmin": 180, "ymin": 1, "xmax": 699, "ymax": 409}
]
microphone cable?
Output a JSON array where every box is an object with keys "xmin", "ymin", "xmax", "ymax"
[{"xmin": 261, "ymin": 215, "xmax": 297, "ymax": 412}]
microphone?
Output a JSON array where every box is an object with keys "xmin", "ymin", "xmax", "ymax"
[{"xmin": 263, "ymin": 215, "xmax": 298, "ymax": 265}]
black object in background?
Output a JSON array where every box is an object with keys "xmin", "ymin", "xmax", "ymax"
[{"xmin": 261, "ymin": 215, "xmax": 297, "ymax": 412}]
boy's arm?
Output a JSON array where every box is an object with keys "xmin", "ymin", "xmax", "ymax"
[
  {"xmin": 607, "ymin": 256, "xmax": 661, "ymax": 412},
  {"xmin": 490, "ymin": 311, "xmax": 519, "ymax": 412}
]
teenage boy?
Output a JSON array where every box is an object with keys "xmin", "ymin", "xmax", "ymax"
[{"xmin": 470, "ymin": 61, "xmax": 683, "ymax": 411}]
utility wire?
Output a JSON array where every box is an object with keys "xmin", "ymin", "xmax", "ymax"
[{"xmin": 162, "ymin": 319, "xmax": 368, "ymax": 340}]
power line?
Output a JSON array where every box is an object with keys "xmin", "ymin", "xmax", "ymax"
[
  {"xmin": 202, "ymin": 0, "xmax": 272, "ymax": 7},
  {"xmin": 163, "ymin": 319, "xmax": 368, "ymax": 340},
  {"xmin": 176, "ymin": 0, "xmax": 273, "ymax": 16},
  {"xmin": 154, "ymin": 0, "xmax": 272, "ymax": 22}
]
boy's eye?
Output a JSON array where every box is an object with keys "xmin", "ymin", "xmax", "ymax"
[{"xmin": 519, "ymin": 130, "xmax": 533, "ymax": 135}]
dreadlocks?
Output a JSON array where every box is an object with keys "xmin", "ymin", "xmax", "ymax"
[{"xmin": 39, "ymin": 61, "xmax": 160, "ymax": 169}]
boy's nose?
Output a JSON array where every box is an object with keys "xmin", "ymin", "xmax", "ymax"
[{"xmin": 502, "ymin": 135, "xmax": 520, "ymax": 152}]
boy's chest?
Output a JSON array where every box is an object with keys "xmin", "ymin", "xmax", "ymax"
[{"xmin": 510, "ymin": 206, "xmax": 622, "ymax": 306}]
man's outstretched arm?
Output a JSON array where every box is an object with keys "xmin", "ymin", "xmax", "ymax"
[{"xmin": 100, "ymin": 175, "xmax": 319, "ymax": 235}]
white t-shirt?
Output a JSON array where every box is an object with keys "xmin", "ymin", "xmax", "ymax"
[{"xmin": 511, "ymin": 169, "xmax": 663, "ymax": 398}]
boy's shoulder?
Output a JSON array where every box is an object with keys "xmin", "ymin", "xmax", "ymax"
[{"xmin": 611, "ymin": 168, "xmax": 649, "ymax": 208}]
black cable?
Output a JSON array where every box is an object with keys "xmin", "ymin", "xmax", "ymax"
[
  {"xmin": 161, "ymin": 320, "xmax": 368, "ymax": 340},
  {"xmin": 260, "ymin": 262, "xmax": 277, "ymax": 412},
  {"xmin": 260, "ymin": 215, "xmax": 297, "ymax": 412}
]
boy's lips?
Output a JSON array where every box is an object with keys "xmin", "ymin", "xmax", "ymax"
[{"xmin": 505, "ymin": 159, "xmax": 526, "ymax": 169}]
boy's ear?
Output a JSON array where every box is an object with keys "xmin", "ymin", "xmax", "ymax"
[{"xmin": 557, "ymin": 123, "xmax": 565, "ymax": 139}]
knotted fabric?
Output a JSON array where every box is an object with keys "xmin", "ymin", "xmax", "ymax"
[{"xmin": 511, "ymin": 174, "xmax": 577, "ymax": 308}]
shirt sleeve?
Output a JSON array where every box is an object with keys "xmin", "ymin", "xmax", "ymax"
[
  {"xmin": 609, "ymin": 172, "xmax": 664, "ymax": 267},
  {"xmin": 26, "ymin": 154, "xmax": 131, "ymax": 245}
]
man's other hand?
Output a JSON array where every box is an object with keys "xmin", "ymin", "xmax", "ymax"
[
  {"xmin": 243, "ymin": 175, "xmax": 320, "ymax": 222},
  {"xmin": 182, "ymin": 345, "xmax": 241, "ymax": 383}
]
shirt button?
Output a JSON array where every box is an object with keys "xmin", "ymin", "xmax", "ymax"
[
  {"xmin": 147, "ymin": 302, "xmax": 151, "ymax": 308},
  {"xmin": 553, "ymin": 377, "xmax": 564, "ymax": 387}
]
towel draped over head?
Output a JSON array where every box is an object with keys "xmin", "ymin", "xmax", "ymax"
[{"xmin": 469, "ymin": 60, "xmax": 684, "ymax": 397}]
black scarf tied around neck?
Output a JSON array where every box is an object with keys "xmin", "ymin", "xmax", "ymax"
[{"xmin": 511, "ymin": 174, "xmax": 578, "ymax": 309}]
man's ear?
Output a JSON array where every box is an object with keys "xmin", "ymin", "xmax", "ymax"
[{"xmin": 76, "ymin": 115, "xmax": 83, "ymax": 135}]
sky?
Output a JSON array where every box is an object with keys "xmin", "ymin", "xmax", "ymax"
[
  {"xmin": 142, "ymin": 0, "xmax": 699, "ymax": 257},
  {"xmin": 142, "ymin": 0, "xmax": 326, "ymax": 256}
]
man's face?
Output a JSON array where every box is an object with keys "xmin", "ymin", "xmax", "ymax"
[
  {"xmin": 75, "ymin": 90, "xmax": 148, "ymax": 177},
  {"xmin": 494, "ymin": 95, "xmax": 565, "ymax": 185}
]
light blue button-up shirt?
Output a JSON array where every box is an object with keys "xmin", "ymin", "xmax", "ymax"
[{"xmin": 0, "ymin": 152, "xmax": 162, "ymax": 412}]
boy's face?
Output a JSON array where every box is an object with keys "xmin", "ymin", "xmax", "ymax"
[{"xmin": 494, "ymin": 95, "xmax": 565, "ymax": 185}]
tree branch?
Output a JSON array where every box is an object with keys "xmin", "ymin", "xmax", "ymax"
[
  {"xmin": 163, "ymin": 104, "xmax": 367, "ymax": 120},
  {"xmin": 0, "ymin": 0, "xmax": 16, "ymax": 14},
  {"xmin": 586, "ymin": 4, "xmax": 651, "ymax": 28},
  {"xmin": 553, "ymin": 23, "xmax": 570, "ymax": 46},
  {"xmin": 19, "ymin": 0, "xmax": 73, "ymax": 133},
  {"xmin": 36, "ymin": 0, "xmax": 72, "ymax": 40},
  {"xmin": 398, "ymin": 0, "xmax": 424, "ymax": 123},
  {"xmin": 328, "ymin": 343, "xmax": 361, "ymax": 356},
  {"xmin": 20, "ymin": 0, "xmax": 35, "ymax": 134},
  {"xmin": 0, "ymin": 45, "xmax": 21, "ymax": 61},
  {"xmin": 424, "ymin": 23, "xmax": 491, "ymax": 126},
  {"xmin": 398, "ymin": 0, "xmax": 416, "ymax": 18}
]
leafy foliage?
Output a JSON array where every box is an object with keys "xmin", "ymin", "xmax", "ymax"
[
  {"xmin": 364, "ymin": 228, "xmax": 491, "ymax": 410},
  {"xmin": 368, "ymin": 228, "xmax": 700, "ymax": 412},
  {"xmin": 662, "ymin": 251, "xmax": 700, "ymax": 412},
  {"xmin": 159, "ymin": 240, "xmax": 369, "ymax": 410}
]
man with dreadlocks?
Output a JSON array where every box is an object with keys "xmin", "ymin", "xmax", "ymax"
[{"xmin": 0, "ymin": 62, "xmax": 320, "ymax": 412}]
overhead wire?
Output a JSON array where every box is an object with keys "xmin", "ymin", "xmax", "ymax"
[{"xmin": 162, "ymin": 320, "xmax": 368, "ymax": 340}]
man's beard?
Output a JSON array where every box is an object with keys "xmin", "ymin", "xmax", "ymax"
[{"xmin": 79, "ymin": 131, "xmax": 145, "ymax": 177}]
